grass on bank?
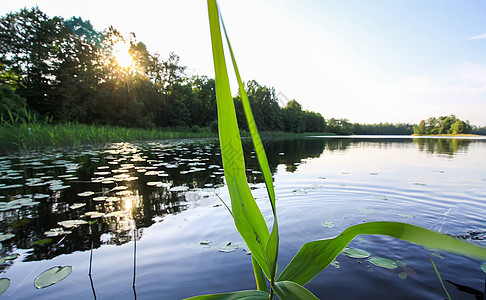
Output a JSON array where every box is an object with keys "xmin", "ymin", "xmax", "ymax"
[{"xmin": 0, "ymin": 122, "xmax": 218, "ymax": 152}]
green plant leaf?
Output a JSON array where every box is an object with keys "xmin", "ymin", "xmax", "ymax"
[
  {"xmin": 272, "ymin": 281, "xmax": 318, "ymax": 300},
  {"xmin": 207, "ymin": 0, "xmax": 270, "ymax": 278},
  {"xmin": 32, "ymin": 238, "xmax": 53, "ymax": 245},
  {"xmin": 342, "ymin": 247, "xmax": 371, "ymax": 259},
  {"xmin": 0, "ymin": 278, "xmax": 10, "ymax": 295},
  {"xmin": 367, "ymin": 257, "xmax": 397, "ymax": 269},
  {"xmin": 252, "ymin": 256, "xmax": 268, "ymax": 293},
  {"xmin": 278, "ymin": 221, "xmax": 486, "ymax": 285},
  {"xmin": 34, "ymin": 266, "xmax": 72, "ymax": 289},
  {"xmin": 221, "ymin": 11, "xmax": 280, "ymax": 284},
  {"xmin": 185, "ymin": 290, "xmax": 269, "ymax": 299}
]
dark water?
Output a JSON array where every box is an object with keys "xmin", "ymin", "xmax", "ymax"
[{"xmin": 1, "ymin": 136, "xmax": 485, "ymax": 299}]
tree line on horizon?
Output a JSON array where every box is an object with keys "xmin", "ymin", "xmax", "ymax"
[
  {"xmin": 413, "ymin": 115, "xmax": 476, "ymax": 135},
  {"xmin": 1, "ymin": 7, "xmax": 484, "ymax": 136}
]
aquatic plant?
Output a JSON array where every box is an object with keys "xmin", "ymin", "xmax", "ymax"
[{"xmin": 188, "ymin": 1, "xmax": 486, "ymax": 298}]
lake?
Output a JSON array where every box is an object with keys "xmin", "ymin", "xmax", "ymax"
[{"xmin": 1, "ymin": 136, "xmax": 485, "ymax": 299}]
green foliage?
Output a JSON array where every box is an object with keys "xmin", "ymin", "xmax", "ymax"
[
  {"xmin": 199, "ymin": 1, "xmax": 486, "ymax": 298},
  {"xmin": 0, "ymin": 85, "xmax": 27, "ymax": 121},
  {"xmin": 414, "ymin": 115, "xmax": 472, "ymax": 135}
]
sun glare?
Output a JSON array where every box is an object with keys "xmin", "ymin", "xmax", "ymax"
[{"xmin": 113, "ymin": 41, "xmax": 134, "ymax": 69}]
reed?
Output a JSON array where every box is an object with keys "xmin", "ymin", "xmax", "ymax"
[
  {"xmin": 0, "ymin": 116, "xmax": 217, "ymax": 152},
  {"xmin": 187, "ymin": 1, "xmax": 486, "ymax": 298}
]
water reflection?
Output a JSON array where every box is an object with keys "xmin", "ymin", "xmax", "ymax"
[
  {"xmin": 413, "ymin": 138, "xmax": 473, "ymax": 155},
  {"xmin": 0, "ymin": 136, "xmax": 484, "ymax": 267}
]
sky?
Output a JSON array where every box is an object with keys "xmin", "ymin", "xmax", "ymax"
[{"xmin": 1, "ymin": 0, "xmax": 486, "ymax": 126}]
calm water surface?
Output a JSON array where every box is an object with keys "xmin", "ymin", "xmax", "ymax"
[{"xmin": 1, "ymin": 136, "xmax": 485, "ymax": 299}]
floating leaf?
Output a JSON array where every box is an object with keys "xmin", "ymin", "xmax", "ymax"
[
  {"xmin": 403, "ymin": 266, "xmax": 419, "ymax": 277},
  {"xmin": 50, "ymin": 185, "xmax": 70, "ymax": 191},
  {"xmin": 396, "ymin": 260, "xmax": 406, "ymax": 267},
  {"xmin": 111, "ymin": 186, "xmax": 128, "ymax": 191},
  {"xmin": 83, "ymin": 211, "xmax": 104, "ymax": 219},
  {"xmin": 0, "ymin": 278, "xmax": 10, "ymax": 295},
  {"xmin": 9, "ymin": 219, "xmax": 30, "ymax": 227},
  {"xmin": 200, "ymin": 240, "xmax": 212, "ymax": 245},
  {"xmin": 219, "ymin": 242, "xmax": 239, "ymax": 253},
  {"xmin": 342, "ymin": 248, "xmax": 371, "ymax": 259},
  {"xmin": 399, "ymin": 272, "xmax": 408, "ymax": 279},
  {"xmin": 359, "ymin": 208, "xmax": 375, "ymax": 215},
  {"xmin": 321, "ymin": 221, "xmax": 335, "ymax": 228},
  {"xmin": 33, "ymin": 238, "xmax": 53, "ymax": 245},
  {"xmin": 0, "ymin": 233, "xmax": 15, "ymax": 242},
  {"xmin": 481, "ymin": 263, "xmax": 486, "ymax": 274},
  {"xmin": 397, "ymin": 213, "xmax": 415, "ymax": 219},
  {"xmin": 331, "ymin": 260, "xmax": 340, "ymax": 268},
  {"xmin": 367, "ymin": 257, "xmax": 398, "ymax": 269},
  {"xmin": 77, "ymin": 191, "xmax": 94, "ymax": 197},
  {"xmin": 34, "ymin": 266, "xmax": 72, "ymax": 289},
  {"xmin": 92, "ymin": 196, "xmax": 108, "ymax": 201},
  {"xmin": 0, "ymin": 253, "xmax": 19, "ymax": 264},
  {"xmin": 44, "ymin": 228, "xmax": 71, "ymax": 237},
  {"xmin": 58, "ymin": 220, "xmax": 88, "ymax": 228},
  {"xmin": 70, "ymin": 203, "xmax": 86, "ymax": 210},
  {"xmin": 170, "ymin": 186, "xmax": 189, "ymax": 192},
  {"xmin": 104, "ymin": 211, "xmax": 127, "ymax": 218}
]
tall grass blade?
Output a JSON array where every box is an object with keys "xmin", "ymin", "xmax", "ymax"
[
  {"xmin": 278, "ymin": 221, "xmax": 486, "ymax": 285},
  {"xmin": 207, "ymin": 0, "xmax": 271, "ymax": 278},
  {"xmin": 429, "ymin": 253, "xmax": 451, "ymax": 300},
  {"xmin": 220, "ymin": 5, "xmax": 279, "ymax": 284},
  {"xmin": 186, "ymin": 290, "xmax": 270, "ymax": 300}
]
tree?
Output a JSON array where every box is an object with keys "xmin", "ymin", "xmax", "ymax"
[
  {"xmin": 413, "ymin": 120, "xmax": 426, "ymax": 135},
  {"xmin": 283, "ymin": 99, "xmax": 305, "ymax": 133},
  {"xmin": 303, "ymin": 110, "xmax": 326, "ymax": 132}
]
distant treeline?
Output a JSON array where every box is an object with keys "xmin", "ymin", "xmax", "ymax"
[
  {"xmin": 1, "ymin": 8, "xmax": 484, "ymax": 136},
  {"xmin": 412, "ymin": 115, "xmax": 485, "ymax": 135}
]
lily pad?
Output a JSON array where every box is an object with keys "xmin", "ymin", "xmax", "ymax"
[
  {"xmin": 321, "ymin": 221, "xmax": 335, "ymax": 228},
  {"xmin": 399, "ymin": 272, "xmax": 408, "ymax": 279},
  {"xmin": 77, "ymin": 191, "xmax": 95, "ymax": 197},
  {"xmin": 342, "ymin": 248, "xmax": 371, "ymax": 259},
  {"xmin": 0, "ymin": 233, "xmax": 15, "ymax": 242},
  {"xmin": 87, "ymin": 212, "xmax": 105, "ymax": 218},
  {"xmin": 397, "ymin": 213, "xmax": 415, "ymax": 219},
  {"xmin": 481, "ymin": 263, "xmax": 486, "ymax": 274},
  {"xmin": 200, "ymin": 240, "xmax": 212, "ymax": 245},
  {"xmin": 50, "ymin": 185, "xmax": 70, "ymax": 191},
  {"xmin": 219, "ymin": 242, "xmax": 238, "ymax": 253},
  {"xmin": 111, "ymin": 186, "xmax": 128, "ymax": 191},
  {"xmin": 9, "ymin": 219, "xmax": 30, "ymax": 227},
  {"xmin": 331, "ymin": 260, "xmax": 340, "ymax": 268},
  {"xmin": 367, "ymin": 257, "xmax": 398, "ymax": 269},
  {"xmin": 170, "ymin": 186, "xmax": 189, "ymax": 192},
  {"xmin": 359, "ymin": 208, "xmax": 375, "ymax": 215},
  {"xmin": 44, "ymin": 228, "xmax": 72, "ymax": 237},
  {"xmin": 58, "ymin": 220, "xmax": 88, "ymax": 228},
  {"xmin": 70, "ymin": 203, "xmax": 86, "ymax": 210},
  {"xmin": 104, "ymin": 211, "xmax": 127, "ymax": 218},
  {"xmin": 34, "ymin": 266, "xmax": 72, "ymax": 289},
  {"xmin": 33, "ymin": 238, "xmax": 53, "ymax": 245},
  {"xmin": 0, "ymin": 278, "xmax": 10, "ymax": 295},
  {"xmin": 396, "ymin": 260, "xmax": 406, "ymax": 267},
  {"xmin": 92, "ymin": 196, "xmax": 108, "ymax": 201},
  {"xmin": 0, "ymin": 253, "xmax": 19, "ymax": 264}
]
